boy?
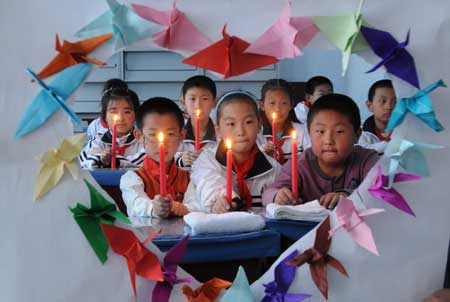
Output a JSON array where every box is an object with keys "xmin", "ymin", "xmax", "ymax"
[
  {"xmin": 263, "ymin": 94, "xmax": 379, "ymax": 209},
  {"xmin": 120, "ymin": 98, "xmax": 190, "ymax": 218},
  {"xmin": 358, "ymin": 79, "xmax": 397, "ymax": 154},
  {"xmin": 294, "ymin": 76, "xmax": 334, "ymax": 124},
  {"xmin": 176, "ymin": 75, "xmax": 218, "ymax": 169}
]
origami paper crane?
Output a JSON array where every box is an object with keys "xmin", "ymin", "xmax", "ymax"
[
  {"xmin": 245, "ymin": 1, "xmax": 318, "ymax": 59},
  {"xmin": 16, "ymin": 63, "xmax": 91, "ymax": 137},
  {"xmin": 182, "ymin": 277, "xmax": 231, "ymax": 302},
  {"xmin": 287, "ymin": 216, "xmax": 348, "ymax": 299},
  {"xmin": 329, "ymin": 196, "xmax": 384, "ymax": 255},
  {"xmin": 384, "ymin": 137, "xmax": 444, "ymax": 187},
  {"xmin": 360, "ymin": 26, "xmax": 420, "ymax": 89},
  {"xmin": 311, "ymin": 0, "xmax": 367, "ymax": 75},
  {"xmin": 261, "ymin": 250, "xmax": 312, "ymax": 302},
  {"xmin": 35, "ymin": 33, "xmax": 112, "ymax": 80},
  {"xmin": 385, "ymin": 79, "xmax": 447, "ymax": 132},
  {"xmin": 182, "ymin": 25, "xmax": 279, "ymax": 79},
  {"xmin": 152, "ymin": 235, "xmax": 193, "ymax": 302},
  {"xmin": 219, "ymin": 266, "xmax": 254, "ymax": 302},
  {"xmin": 70, "ymin": 180, "xmax": 131, "ymax": 264},
  {"xmin": 33, "ymin": 133, "xmax": 86, "ymax": 200},
  {"xmin": 131, "ymin": 0, "xmax": 210, "ymax": 52},
  {"xmin": 368, "ymin": 165, "xmax": 422, "ymax": 217},
  {"xmin": 101, "ymin": 224, "xmax": 163, "ymax": 298},
  {"xmin": 75, "ymin": 0, "xmax": 152, "ymax": 49}
]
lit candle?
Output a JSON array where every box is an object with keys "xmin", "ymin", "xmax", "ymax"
[
  {"xmin": 225, "ymin": 139, "xmax": 233, "ymax": 205},
  {"xmin": 271, "ymin": 112, "xmax": 277, "ymax": 146},
  {"xmin": 195, "ymin": 109, "xmax": 201, "ymax": 150},
  {"xmin": 158, "ymin": 132, "xmax": 166, "ymax": 197},
  {"xmin": 111, "ymin": 114, "xmax": 118, "ymax": 170},
  {"xmin": 291, "ymin": 130, "xmax": 298, "ymax": 202}
]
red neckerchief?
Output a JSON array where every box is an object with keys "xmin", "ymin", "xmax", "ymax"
[
  {"xmin": 100, "ymin": 118, "xmax": 108, "ymax": 128},
  {"xmin": 232, "ymin": 145, "xmax": 259, "ymax": 209},
  {"xmin": 375, "ymin": 127, "xmax": 392, "ymax": 142},
  {"xmin": 269, "ymin": 136, "xmax": 286, "ymax": 164},
  {"xmin": 142, "ymin": 156, "xmax": 178, "ymax": 201},
  {"xmin": 304, "ymin": 101, "xmax": 312, "ymax": 109}
]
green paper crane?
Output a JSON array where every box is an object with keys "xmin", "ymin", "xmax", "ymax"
[
  {"xmin": 312, "ymin": 0, "xmax": 368, "ymax": 75},
  {"xmin": 70, "ymin": 179, "xmax": 131, "ymax": 264}
]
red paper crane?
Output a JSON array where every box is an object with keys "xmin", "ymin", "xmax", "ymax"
[
  {"xmin": 182, "ymin": 25, "xmax": 279, "ymax": 79},
  {"xmin": 36, "ymin": 33, "xmax": 113, "ymax": 80}
]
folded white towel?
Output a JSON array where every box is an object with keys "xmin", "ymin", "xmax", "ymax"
[
  {"xmin": 183, "ymin": 212, "xmax": 266, "ymax": 235},
  {"xmin": 265, "ymin": 200, "xmax": 329, "ymax": 221}
]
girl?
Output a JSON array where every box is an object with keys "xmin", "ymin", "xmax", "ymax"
[
  {"xmin": 79, "ymin": 88, "xmax": 145, "ymax": 169},
  {"xmin": 258, "ymin": 79, "xmax": 310, "ymax": 164},
  {"xmin": 184, "ymin": 91, "xmax": 281, "ymax": 213}
]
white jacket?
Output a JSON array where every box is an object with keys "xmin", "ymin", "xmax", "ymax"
[
  {"xmin": 357, "ymin": 116, "xmax": 390, "ymax": 154},
  {"xmin": 86, "ymin": 117, "xmax": 108, "ymax": 140},
  {"xmin": 183, "ymin": 143, "xmax": 281, "ymax": 213},
  {"xmin": 256, "ymin": 121, "xmax": 311, "ymax": 161},
  {"xmin": 79, "ymin": 130, "xmax": 145, "ymax": 169},
  {"xmin": 120, "ymin": 170, "xmax": 155, "ymax": 217},
  {"xmin": 294, "ymin": 102, "xmax": 309, "ymax": 124}
]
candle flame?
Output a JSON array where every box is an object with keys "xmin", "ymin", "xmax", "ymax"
[
  {"xmin": 292, "ymin": 130, "xmax": 297, "ymax": 139},
  {"xmin": 158, "ymin": 132, "xmax": 164, "ymax": 143},
  {"xmin": 196, "ymin": 109, "xmax": 200, "ymax": 117},
  {"xmin": 272, "ymin": 112, "xmax": 277, "ymax": 121},
  {"xmin": 225, "ymin": 139, "xmax": 232, "ymax": 149},
  {"xmin": 113, "ymin": 114, "xmax": 118, "ymax": 123}
]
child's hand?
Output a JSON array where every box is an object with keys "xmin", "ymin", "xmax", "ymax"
[
  {"xmin": 319, "ymin": 192, "xmax": 349, "ymax": 209},
  {"xmin": 423, "ymin": 288, "xmax": 450, "ymax": 302},
  {"xmin": 262, "ymin": 143, "xmax": 276, "ymax": 156},
  {"xmin": 153, "ymin": 195, "xmax": 173, "ymax": 218},
  {"xmin": 212, "ymin": 195, "xmax": 231, "ymax": 214},
  {"xmin": 100, "ymin": 148, "xmax": 112, "ymax": 166},
  {"xmin": 181, "ymin": 150, "xmax": 202, "ymax": 167},
  {"xmin": 274, "ymin": 188, "xmax": 296, "ymax": 205}
]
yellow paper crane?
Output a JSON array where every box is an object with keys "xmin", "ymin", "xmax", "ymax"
[{"xmin": 33, "ymin": 133, "xmax": 86, "ymax": 201}]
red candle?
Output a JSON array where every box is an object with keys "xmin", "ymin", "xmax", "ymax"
[
  {"xmin": 291, "ymin": 130, "xmax": 298, "ymax": 202},
  {"xmin": 225, "ymin": 139, "xmax": 233, "ymax": 205},
  {"xmin": 271, "ymin": 112, "xmax": 277, "ymax": 146},
  {"xmin": 158, "ymin": 132, "xmax": 167, "ymax": 197},
  {"xmin": 195, "ymin": 109, "xmax": 201, "ymax": 150},
  {"xmin": 111, "ymin": 114, "xmax": 118, "ymax": 170}
]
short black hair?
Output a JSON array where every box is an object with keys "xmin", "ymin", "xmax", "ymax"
[
  {"xmin": 102, "ymin": 78, "xmax": 128, "ymax": 93},
  {"xmin": 368, "ymin": 79, "xmax": 394, "ymax": 101},
  {"xmin": 305, "ymin": 76, "xmax": 334, "ymax": 95},
  {"xmin": 261, "ymin": 78, "xmax": 293, "ymax": 104},
  {"xmin": 216, "ymin": 91, "xmax": 258, "ymax": 124},
  {"xmin": 182, "ymin": 75, "xmax": 217, "ymax": 99},
  {"xmin": 100, "ymin": 88, "xmax": 140, "ymax": 122},
  {"xmin": 136, "ymin": 97, "xmax": 185, "ymax": 130},
  {"xmin": 307, "ymin": 93, "xmax": 361, "ymax": 133}
]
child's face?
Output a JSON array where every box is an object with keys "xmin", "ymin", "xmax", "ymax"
[
  {"xmin": 367, "ymin": 87, "xmax": 397, "ymax": 125},
  {"xmin": 307, "ymin": 84, "xmax": 333, "ymax": 105},
  {"xmin": 137, "ymin": 113, "xmax": 182, "ymax": 165},
  {"xmin": 309, "ymin": 110, "xmax": 359, "ymax": 168},
  {"xmin": 217, "ymin": 101, "xmax": 260, "ymax": 155},
  {"xmin": 181, "ymin": 87, "xmax": 216, "ymax": 121},
  {"xmin": 261, "ymin": 89, "xmax": 291, "ymax": 125},
  {"xmin": 106, "ymin": 99, "xmax": 135, "ymax": 137}
]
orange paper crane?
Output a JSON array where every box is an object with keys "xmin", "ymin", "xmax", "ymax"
[
  {"xmin": 182, "ymin": 277, "xmax": 231, "ymax": 302},
  {"xmin": 182, "ymin": 25, "xmax": 279, "ymax": 79},
  {"xmin": 36, "ymin": 33, "xmax": 113, "ymax": 80}
]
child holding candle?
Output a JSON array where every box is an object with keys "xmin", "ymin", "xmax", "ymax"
[
  {"xmin": 262, "ymin": 94, "xmax": 379, "ymax": 209},
  {"xmin": 120, "ymin": 98, "xmax": 191, "ymax": 218},
  {"xmin": 176, "ymin": 75, "xmax": 218, "ymax": 170},
  {"xmin": 257, "ymin": 79, "xmax": 310, "ymax": 164},
  {"xmin": 183, "ymin": 91, "xmax": 281, "ymax": 213},
  {"xmin": 293, "ymin": 76, "xmax": 334, "ymax": 124},
  {"xmin": 79, "ymin": 88, "xmax": 145, "ymax": 169}
]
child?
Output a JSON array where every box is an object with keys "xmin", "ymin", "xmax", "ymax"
[
  {"xmin": 358, "ymin": 79, "xmax": 397, "ymax": 154},
  {"xmin": 120, "ymin": 98, "xmax": 190, "ymax": 218},
  {"xmin": 176, "ymin": 75, "xmax": 218, "ymax": 169},
  {"xmin": 263, "ymin": 94, "xmax": 379, "ymax": 209},
  {"xmin": 79, "ymin": 88, "xmax": 145, "ymax": 169},
  {"xmin": 294, "ymin": 76, "xmax": 334, "ymax": 124},
  {"xmin": 183, "ymin": 91, "xmax": 281, "ymax": 213},
  {"xmin": 257, "ymin": 79, "xmax": 310, "ymax": 164},
  {"xmin": 86, "ymin": 78, "xmax": 128, "ymax": 140}
]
